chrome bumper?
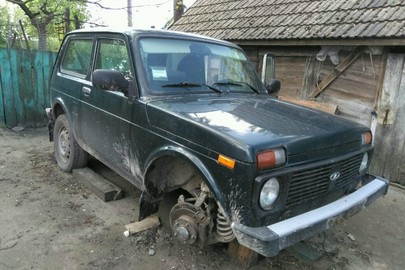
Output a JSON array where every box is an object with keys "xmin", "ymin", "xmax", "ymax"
[{"xmin": 232, "ymin": 175, "xmax": 389, "ymax": 257}]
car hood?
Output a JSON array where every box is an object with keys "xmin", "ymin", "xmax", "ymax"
[{"xmin": 146, "ymin": 95, "xmax": 368, "ymax": 163}]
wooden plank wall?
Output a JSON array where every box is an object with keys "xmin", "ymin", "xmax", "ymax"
[
  {"xmin": 371, "ymin": 54, "xmax": 405, "ymax": 185},
  {"xmin": 316, "ymin": 52, "xmax": 381, "ymax": 127},
  {"xmin": 0, "ymin": 48, "xmax": 57, "ymax": 128},
  {"xmin": 244, "ymin": 46, "xmax": 381, "ymax": 127},
  {"xmin": 275, "ymin": 56, "xmax": 307, "ymax": 98}
]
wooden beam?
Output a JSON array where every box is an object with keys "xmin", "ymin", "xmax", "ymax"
[
  {"xmin": 228, "ymin": 240, "xmax": 259, "ymax": 268},
  {"xmin": 309, "ymin": 47, "xmax": 365, "ymax": 98},
  {"xmin": 373, "ymin": 50, "xmax": 389, "ymax": 110},
  {"xmin": 232, "ymin": 38, "xmax": 405, "ymax": 47},
  {"xmin": 279, "ymin": 95, "xmax": 338, "ymax": 114},
  {"xmin": 73, "ymin": 168, "xmax": 123, "ymax": 202},
  {"xmin": 124, "ymin": 215, "xmax": 160, "ymax": 237}
]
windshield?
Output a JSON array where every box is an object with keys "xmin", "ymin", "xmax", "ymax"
[{"xmin": 138, "ymin": 38, "xmax": 263, "ymax": 94}]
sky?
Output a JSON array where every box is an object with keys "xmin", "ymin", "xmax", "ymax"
[{"xmin": 88, "ymin": 0, "xmax": 197, "ymax": 29}]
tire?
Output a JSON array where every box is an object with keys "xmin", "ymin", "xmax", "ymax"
[{"xmin": 53, "ymin": 114, "xmax": 88, "ymax": 172}]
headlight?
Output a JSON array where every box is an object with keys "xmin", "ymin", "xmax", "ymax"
[
  {"xmin": 259, "ymin": 177, "xmax": 280, "ymax": 210},
  {"xmin": 359, "ymin": 152, "xmax": 369, "ymax": 174}
]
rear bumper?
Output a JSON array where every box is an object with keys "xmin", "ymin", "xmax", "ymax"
[
  {"xmin": 45, "ymin": 108, "xmax": 54, "ymax": 141},
  {"xmin": 232, "ymin": 175, "xmax": 389, "ymax": 257}
]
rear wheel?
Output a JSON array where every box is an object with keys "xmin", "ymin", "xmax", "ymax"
[{"xmin": 53, "ymin": 114, "xmax": 88, "ymax": 172}]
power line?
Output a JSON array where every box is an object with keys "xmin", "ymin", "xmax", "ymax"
[{"xmin": 86, "ymin": 0, "xmax": 172, "ymax": 11}]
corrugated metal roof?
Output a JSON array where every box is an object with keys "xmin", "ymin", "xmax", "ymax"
[{"xmin": 169, "ymin": 0, "xmax": 405, "ymax": 41}]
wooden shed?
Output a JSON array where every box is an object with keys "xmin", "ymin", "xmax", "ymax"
[{"xmin": 170, "ymin": 0, "xmax": 405, "ymax": 184}]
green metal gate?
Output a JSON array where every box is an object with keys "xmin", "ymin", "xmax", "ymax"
[{"xmin": 0, "ymin": 48, "xmax": 57, "ymax": 128}]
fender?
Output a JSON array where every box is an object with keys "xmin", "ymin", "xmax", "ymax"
[
  {"xmin": 51, "ymin": 97, "xmax": 69, "ymax": 121},
  {"xmin": 51, "ymin": 97, "xmax": 84, "ymax": 148},
  {"xmin": 138, "ymin": 144, "xmax": 226, "ymax": 220}
]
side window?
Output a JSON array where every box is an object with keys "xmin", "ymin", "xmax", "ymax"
[
  {"xmin": 95, "ymin": 39, "xmax": 132, "ymax": 80},
  {"xmin": 61, "ymin": 39, "xmax": 93, "ymax": 76}
]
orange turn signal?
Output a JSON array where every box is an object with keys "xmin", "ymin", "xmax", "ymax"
[{"xmin": 218, "ymin": 154, "xmax": 235, "ymax": 169}]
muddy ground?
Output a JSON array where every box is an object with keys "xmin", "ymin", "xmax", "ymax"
[{"xmin": 0, "ymin": 127, "xmax": 404, "ymax": 270}]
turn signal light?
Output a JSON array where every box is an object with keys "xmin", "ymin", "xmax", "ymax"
[
  {"xmin": 218, "ymin": 154, "xmax": 235, "ymax": 169},
  {"xmin": 361, "ymin": 132, "xmax": 372, "ymax": 145},
  {"xmin": 256, "ymin": 148, "xmax": 286, "ymax": 170}
]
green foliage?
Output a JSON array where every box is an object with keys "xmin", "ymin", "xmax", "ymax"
[
  {"xmin": 0, "ymin": 5, "xmax": 11, "ymax": 48},
  {"xmin": 4, "ymin": 0, "xmax": 89, "ymax": 51},
  {"xmin": 0, "ymin": 6, "xmax": 27, "ymax": 49},
  {"xmin": 0, "ymin": 7, "xmax": 7, "ymax": 47}
]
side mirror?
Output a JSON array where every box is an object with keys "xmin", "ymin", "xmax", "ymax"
[
  {"xmin": 261, "ymin": 53, "xmax": 281, "ymax": 94},
  {"xmin": 92, "ymin": 69, "xmax": 129, "ymax": 92},
  {"xmin": 266, "ymin": 79, "xmax": 281, "ymax": 94}
]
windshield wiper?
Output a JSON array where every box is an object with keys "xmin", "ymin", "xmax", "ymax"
[
  {"xmin": 162, "ymin": 82, "xmax": 222, "ymax": 94},
  {"xmin": 162, "ymin": 82, "xmax": 201, "ymax": 88},
  {"xmin": 202, "ymin": 83, "xmax": 222, "ymax": 94},
  {"xmin": 213, "ymin": 80, "xmax": 260, "ymax": 94}
]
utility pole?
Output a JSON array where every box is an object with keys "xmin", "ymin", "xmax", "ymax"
[
  {"xmin": 64, "ymin": 7, "xmax": 71, "ymax": 33},
  {"xmin": 127, "ymin": 0, "xmax": 133, "ymax": 27}
]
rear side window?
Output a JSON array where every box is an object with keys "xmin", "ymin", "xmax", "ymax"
[{"xmin": 61, "ymin": 39, "xmax": 93, "ymax": 76}]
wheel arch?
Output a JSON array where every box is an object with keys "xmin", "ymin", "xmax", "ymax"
[
  {"xmin": 138, "ymin": 145, "xmax": 225, "ymax": 220},
  {"xmin": 51, "ymin": 98, "xmax": 68, "ymax": 120}
]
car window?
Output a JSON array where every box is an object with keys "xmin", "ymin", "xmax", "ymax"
[
  {"xmin": 95, "ymin": 39, "xmax": 132, "ymax": 80},
  {"xmin": 61, "ymin": 39, "xmax": 93, "ymax": 76},
  {"xmin": 139, "ymin": 38, "xmax": 263, "ymax": 94}
]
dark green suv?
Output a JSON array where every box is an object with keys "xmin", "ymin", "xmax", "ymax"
[{"xmin": 47, "ymin": 28, "xmax": 388, "ymax": 257}]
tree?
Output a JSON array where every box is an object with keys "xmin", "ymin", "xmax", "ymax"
[
  {"xmin": 5, "ymin": 0, "xmax": 88, "ymax": 50},
  {"xmin": 0, "ymin": 5, "xmax": 11, "ymax": 47}
]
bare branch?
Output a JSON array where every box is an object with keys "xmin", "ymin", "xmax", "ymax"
[{"xmin": 75, "ymin": 0, "xmax": 172, "ymax": 10}]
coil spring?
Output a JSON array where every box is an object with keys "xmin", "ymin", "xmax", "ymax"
[{"xmin": 216, "ymin": 206, "xmax": 235, "ymax": 242}]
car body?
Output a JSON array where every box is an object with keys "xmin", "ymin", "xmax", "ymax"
[{"xmin": 47, "ymin": 28, "xmax": 389, "ymax": 257}]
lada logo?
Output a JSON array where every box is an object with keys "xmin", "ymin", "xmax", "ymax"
[{"xmin": 330, "ymin": 172, "xmax": 341, "ymax": 181}]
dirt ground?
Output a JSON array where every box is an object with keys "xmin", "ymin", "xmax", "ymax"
[{"xmin": 0, "ymin": 127, "xmax": 404, "ymax": 270}]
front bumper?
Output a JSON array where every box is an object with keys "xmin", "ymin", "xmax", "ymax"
[{"xmin": 232, "ymin": 175, "xmax": 389, "ymax": 257}]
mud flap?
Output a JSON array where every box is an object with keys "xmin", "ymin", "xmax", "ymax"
[{"xmin": 138, "ymin": 191, "xmax": 162, "ymax": 221}]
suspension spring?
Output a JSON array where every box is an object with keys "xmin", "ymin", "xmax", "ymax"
[{"xmin": 216, "ymin": 206, "xmax": 235, "ymax": 243}]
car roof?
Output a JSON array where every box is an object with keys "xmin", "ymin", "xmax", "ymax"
[{"xmin": 66, "ymin": 27, "xmax": 237, "ymax": 48}]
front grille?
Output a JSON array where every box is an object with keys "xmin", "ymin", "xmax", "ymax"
[{"xmin": 286, "ymin": 154, "xmax": 363, "ymax": 207}]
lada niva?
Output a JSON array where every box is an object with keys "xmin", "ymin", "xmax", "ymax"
[{"xmin": 46, "ymin": 28, "xmax": 389, "ymax": 256}]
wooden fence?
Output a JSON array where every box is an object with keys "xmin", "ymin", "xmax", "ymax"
[{"xmin": 0, "ymin": 48, "xmax": 57, "ymax": 128}]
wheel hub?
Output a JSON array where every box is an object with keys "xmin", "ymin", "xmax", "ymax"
[
  {"xmin": 58, "ymin": 128, "xmax": 70, "ymax": 161},
  {"xmin": 170, "ymin": 201, "xmax": 202, "ymax": 245},
  {"xmin": 172, "ymin": 214, "xmax": 198, "ymax": 244},
  {"xmin": 175, "ymin": 226, "xmax": 190, "ymax": 241}
]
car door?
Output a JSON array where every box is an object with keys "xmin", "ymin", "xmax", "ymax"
[{"xmin": 80, "ymin": 35, "xmax": 134, "ymax": 174}]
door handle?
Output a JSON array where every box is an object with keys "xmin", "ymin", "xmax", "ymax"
[{"xmin": 82, "ymin": 87, "xmax": 91, "ymax": 96}]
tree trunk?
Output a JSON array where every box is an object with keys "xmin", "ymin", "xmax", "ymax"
[
  {"xmin": 36, "ymin": 22, "xmax": 47, "ymax": 51},
  {"xmin": 74, "ymin": 15, "xmax": 81, "ymax": 30}
]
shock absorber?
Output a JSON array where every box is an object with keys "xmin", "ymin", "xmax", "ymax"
[{"xmin": 216, "ymin": 204, "xmax": 235, "ymax": 243}]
